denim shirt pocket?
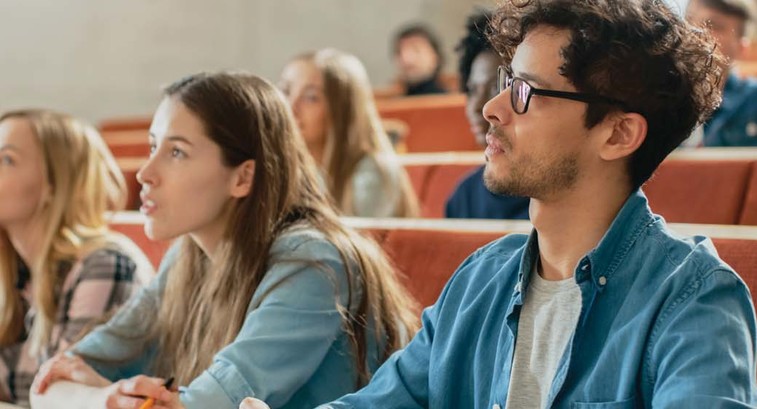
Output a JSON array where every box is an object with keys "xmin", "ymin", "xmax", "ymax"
[{"xmin": 570, "ymin": 395, "xmax": 637, "ymax": 409}]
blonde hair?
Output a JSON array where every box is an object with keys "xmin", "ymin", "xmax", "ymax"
[
  {"xmin": 149, "ymin": 72, "xmax": 419, "ymax": 387},
  {"xmin": 0, "ymin": 110, "xmax": 128, "ymax": 355},
  {"xmin": 296, "ymin": 49, "xmax": 419, "ymax": 217}
]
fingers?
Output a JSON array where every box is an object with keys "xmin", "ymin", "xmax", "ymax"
[
  {"xmin": 239, "ymin": 397, "xmax": 271, "ymax": 409},
  {"xmin": 118, "ymin": 375, "xmax": 172, "ymax": 401},
  {"xmin": 104, "ymin": 391, "xmax": 146, "ymax": 409},
  {"xmin": 33, "ymin": 353, "xmax": 82, "ymax": 394},
  {"xmin": 33, "ymin": 353, "xmax": 110, "ymax": 394}
]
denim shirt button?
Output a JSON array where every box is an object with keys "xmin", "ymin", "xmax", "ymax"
[
  {"xmin": 514, "ymin": 282, "xmax": 522, "ymax": 293},
  {"xmin": 493, "ymin": 404, "xmax": 501, "ymax": 409},
  {"xmin": 598, "ymin": 276, "xmax": 607, "ymax": 286}
]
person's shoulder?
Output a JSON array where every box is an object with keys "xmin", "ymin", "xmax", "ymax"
[
  {"xmin": 738, "ymin": 74, "xmax": 757, "ymax": 90},
  {"xmin": 729, "ymin": 75, "xmax": 757, "ymax": 101},
  {"xmin": 452, "ymin": 233, "xmax": 529, "ymax": 282},
  {"xmin": 644, "ymin": 223, "xmax": 741, "ymax": 287},
  {"xmin": 448, "ymin": 166, "xmax": 485, "ymax": 199},
  {"xmin": 69, "ymin": 242, "xmax": 141, "ymax": 287},
  {"xmin": 459, "ymin": 166, "xmax": 485, "ymax": 188},
  {"xmin": 90, "ymin": 232, "xmax": 155, "ymax": 283},
  {"xmin": 477, "ymin": 232, "xmax": 530, "ymax": 261},
  {"xmin": 270, "ymin": 225, "xmax": 341, "ymax": 261},
  {"xmin": 79, "ymin": 245, "xmax": 135, "ymax": 274},
  {"xmin": 431, "ymin": 232, "xmax": 528, "ymax": 310}
]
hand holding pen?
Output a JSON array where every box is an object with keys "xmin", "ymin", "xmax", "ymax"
[
  {"xmin": 139, "ymin": 377, "xmax": 174, "ymax": 409},
  {"xmin": 105, "ymin": 375, "xmax": 181, "ymax": 409}
]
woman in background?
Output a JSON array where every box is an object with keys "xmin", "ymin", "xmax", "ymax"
[
  {"xmin": 280, "ymin": 49, "xmax": 419, "ymax": 218},
  {"xmin": 0, "ymin": 110, "xmax": 152, "ymax": 407},
  {"xmin": 32, "ymin": 72, "xmax": 419, "ymax": 409}
]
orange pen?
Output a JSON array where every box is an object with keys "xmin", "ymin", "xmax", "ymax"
[{"xmin": 138, "ymin": 376, "xmax": 174, "ymax": 409}]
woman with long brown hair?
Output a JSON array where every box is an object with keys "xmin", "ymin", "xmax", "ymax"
[
  {"xmin": 279, "ymin": 49, "xmax": 419, "ymax": 218},
  {"xmin": 0, "ymin": 110, "xmax": 152, "ymax": 407},
  {"xmin": 31, "ymin": 72, "xmax": 419, "ymax": 409}
]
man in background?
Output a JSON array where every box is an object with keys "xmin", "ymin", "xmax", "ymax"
[
  {"xmin": 686, "ymin": 0, "xmax": 757, "ymax": 146},
  {"xmin": 445, "ymin": 11, "xmax": 530, "ymax": 219},
  {"xmin": 393, "ymin": 24, "xmax": 447, "ymax": 96}
]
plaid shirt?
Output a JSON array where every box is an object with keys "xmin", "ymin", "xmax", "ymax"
[{"xmin": 0, "ymin": 246, "xmax": 147, "ymax": 407}]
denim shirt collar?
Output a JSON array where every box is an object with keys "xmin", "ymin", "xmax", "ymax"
[{"xmin": 515, "ymin": 189, "xmax": 656, "ymax": 295}]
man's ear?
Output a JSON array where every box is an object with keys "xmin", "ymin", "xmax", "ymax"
[
  {"xmin": 599, "ymin": 112, "xmax": 647, "ymax": 161},
  {"xmin": 230, "ymin": 160, "xmax": 255, "ymax": 198}
]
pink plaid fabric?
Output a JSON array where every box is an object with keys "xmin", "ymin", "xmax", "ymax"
[{"xmin": 0, "ymin": 247, "xmax": 143, "ymax": 407}]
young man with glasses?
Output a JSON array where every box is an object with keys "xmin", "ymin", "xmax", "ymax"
[{"xmin": 242, "ymin": 1, "xmax": 757, "ymax": 408}]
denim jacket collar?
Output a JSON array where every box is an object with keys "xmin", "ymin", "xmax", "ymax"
[{"xmin": 516, "ymin": 189, "xmax": 655, "ymax": 295}]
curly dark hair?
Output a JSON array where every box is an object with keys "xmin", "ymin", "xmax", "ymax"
[
  {"xmin": 456, "ymin": 10, "xmax": 495, "ymax": 93},
  {"xmin": 490, "ymin": 0, "xmax": 726, "ymax": 189}
]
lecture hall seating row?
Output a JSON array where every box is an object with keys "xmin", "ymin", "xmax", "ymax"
[
  {"xmin": 99, "ymin": 92, "xmax": 477, "ymax": 156},
  {"xmin": 116, "ymin": 148, "xmax": 757, "ymax": 225},
  {"xmin": 398, "ymin": 148, "xmax": 757, "ymax": 224},
  {"xmin": 109, "ymin": 213, "xmax": 757, "ymax": 310}
]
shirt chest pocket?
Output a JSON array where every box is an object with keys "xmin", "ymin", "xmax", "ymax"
[{"xmin": 570, "ymin": 395, "xmax": 637, "ymax": 409}]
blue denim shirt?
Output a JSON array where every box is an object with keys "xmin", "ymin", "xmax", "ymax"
[
  {"xmin": 324, "ymin": 190, "xmax": 757, "ymax": 408},
  {"xmin": 72, "ymin": 227, "xmax": 379, "ymax": 409},
  {"xmin": 703, "ymin": 73, "xmax": 757, "ymax": 147}
]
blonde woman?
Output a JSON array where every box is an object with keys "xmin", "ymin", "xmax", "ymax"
[
  {"xmin": 31, "ymin": 72, "xmax": 419, "ymax": 409},
  {"xmin": 280, "ymin": 49, "xmax": 419, "ymax": 217},
  {"xmin": 0, "ymin": 110, "xmax": 152, "ymax": 406}
]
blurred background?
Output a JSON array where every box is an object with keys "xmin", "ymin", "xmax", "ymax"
[{"xmin": 0, "ymin": 0, "xmax": 690, "ymax": 122}]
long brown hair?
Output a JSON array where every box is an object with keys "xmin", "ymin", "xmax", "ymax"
[
  {"xmin": 152, "ymin": 72, "xmax": 419, "ymax": 387},
  {"xmin": 0, "ymin": 110, "xmax": 133, "ymax": 355},
  {"xmin": 295, "ymin": 49, "xmax": 419, "ymax": 217}
]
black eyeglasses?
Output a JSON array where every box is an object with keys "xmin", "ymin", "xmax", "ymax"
[{"xmin": 497, "ymin": 66, "xmax": 626, "ymax": 114}]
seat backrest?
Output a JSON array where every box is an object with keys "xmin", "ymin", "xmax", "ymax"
[
  {"xmin": 739, "ymin": 162, "xmax": 757, "ymax": 225},
  {"xmin": 642, "ymin": 159, "xmax": 753, "ymax": 224},
  {"xmin": 403, "ymin": 164, "xmax": 434, "ymax": 202},
  {"xmin": 361, "ymin": 222, "xmax": 757, "ymax": 311},
  {"xmin": 380, "ymin": 228, "xmax": 502, "ymax": 307},
  {"xmin": 377, "ymin": 94, "xmax": 478, "ymax": 152},
  {"xmin": 101, "ymin": 128, "xmax": 150, "ymax": 157},
  {"xmin": 420, "ymin": 164, "xmax": 479, "ymax": 218}
]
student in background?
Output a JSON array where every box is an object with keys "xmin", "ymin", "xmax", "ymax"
[
  {"xmin": 686, "ymin": 0, "xmax": 757, "ymax": 146},
  {"xmin": 445, "ymin": 11, "xmax": 531, "ymax": 220},
  {"xmin": 0, "ymin": 110, "xmax": 152, "ymax": 407},
  {"xmin": 280, "ymin": 49, "xmax": 419, "ymax": 218},
  {"xmin": 392, "ymin": 24, "xmax": 448, "ymax": 96},
  {"xmin": 31, "ymin": 72, "xmax": 419, "ymax": 409}
]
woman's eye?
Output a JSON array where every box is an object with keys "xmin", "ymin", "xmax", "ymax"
[
  {"xmin": 303, "ymin": 92, "xmax": 321, "ymax": 102},
  {"xmin": 171, "ymin": 148, "xmax": 186, "ymax": 158},
  {"xmin": 0, "ymin": 156, "xmax": 14, "ymax": 166}
]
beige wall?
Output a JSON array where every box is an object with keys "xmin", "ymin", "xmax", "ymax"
[{"xmin": 0, "ymin": 0, "xmax": 494, "ymax": 123}]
